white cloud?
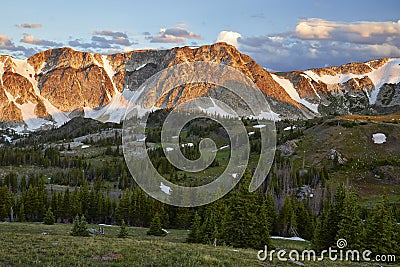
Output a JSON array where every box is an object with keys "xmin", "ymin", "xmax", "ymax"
[
  {"xmin": 295, "ymin": 18, "xmax": 334, "ymax": 39},
  {"xmin": 0, "ymin": 34, "xmax": 37, "ymax": 57},
  {"xmin": 295, "ymin": 18, "xmax": 400, "ymax": 43},
  {"xmin": 150, "ymin": 25, "xmax": 203, "ymax": 43},
  {"xmin": 0, "ymin": 34, "xmax": 9, "ymax": 43},
  {"xmin": 123, "ymin": 47, "xmax": 133, "ymax": 52},
  {"xmin": 216, "ymin": 31, "xmax": 242, "ymax": 48},
  {"xmin": 232, "ymin": 18, "xmax": 400, "ymax": 71},
  {"xmin": 20, "ymin": 34, "xmax": 62, "ymax": 47}
]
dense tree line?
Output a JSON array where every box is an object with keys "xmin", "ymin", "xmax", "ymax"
[
  {"xmin": 312, "ymin": 184, "xmax": 400, "ymax": 256},
  {"xmin": 0, "ymin": 170, "xmax": 398, "ymax": 254}
]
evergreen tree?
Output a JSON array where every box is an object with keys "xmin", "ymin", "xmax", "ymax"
[
  {"xmin": 187, "ymin": 212, "xmax": 202, "ymax": 243},
  {"xmin": 200, "ymin": 210, "xmax": 217, "ymax": 244},
  {"xmin": 43, "ymin": 207, "xmax": 55, "ymax": 225},
  {"xmin": 70, "ymin": 215, "xmax": 90, "ymax": 237},
  {"xmin": 253, "ymin": 194, "xmax": 272, "ymax": 248},
  {"xmin": 276, "ymin": 196, "xmax": 297, "ymax": 237},
  {"xmin": 364, "ymin": 195, "xmax": 398, "ymax": 255},
  {"xmin": 18, "ymin": 203, "xmax": 26, "ymax": 222},
  {"xmin": 78, "ymin": 215, "xmax": 90, "ymax": 237},
  {"xmin": 221, "ymin": 171, "xmax": 271, "ymax": 249},
  {"xmin": 312, "ymin": 203, "xmax": 334, "ymax": 252},
  {"xmin": 265, "ymin": 193, "xmax": 276, "ymax": 234},
  {"xmin": 336, "ymin": 191, "xmax": 363, "ymax": 250},
  {"xmin": 70, "ymin": 215, "xmax": 80, "ymax": 236},
  {"xmin": 115, "ymin": 189, "xmax": 130, "ymax": 224},
  {"xmin": 294, "ymin": 200, "xmax": 314, "ymax": 240},
  {"xmin": 0, "ymin": 186, "xmax": 12, "ymax": 220},
  {"xmin": 147, "ymin": 212, "xmax": 166, "ymax": 236},
  {"xmin": 118, "ymin": 219, "xmax": 129, "ymax": 238},
  {"xmin": 312, "ymin": 184, "xmax": 347, "ymax": 252}
]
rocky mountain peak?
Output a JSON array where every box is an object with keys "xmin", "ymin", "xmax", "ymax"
[{"xmin": 0, "ymin": 44, "xmax": 399, "ymax": 132}]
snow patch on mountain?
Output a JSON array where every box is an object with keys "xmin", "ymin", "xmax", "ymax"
[
  {"xmin": 101, "ymin": 55, "xmax": 119, "ymax": 95},
  {"xmin": 84, "ymin": 89, "xmax": 138, "ymax": 123},
  {"xmin": 12, "ymin": 59, "xmax": 40, "ymax": 95},
  {"xmin": 300, "ymin": 73, "xmax": 321, "ymax": 98},
  {"xmin": 304, "ymin": 58, "xmax": 400, "ymax": 104},
  {"xmin": 0, "ymin": 60, "xmax": 5, "ymax": 85},
  {"xmin": 17, "ymin": 102, "xmax": 52, "ymax": 130},
  {"xmin": 271, "ymin": 74, "xmax": 319, "ymax": 113},
  {"xmin": 254, "ymin": 110, "xmax": 281, "ymax": 121},
  {"xmin": 3, "ymin": 58, "xmax": 69, "ymax": 131},
  {"xmin": 135, "ymin": 63, "xmax": 147, "ymax": 71},
  {"xmin": 197, "ymin": 97, "xmax": 237, "ymax": 118},
  {"xmin": 42, "ymin": 99, "xmax": 69, "ymax": 127},
  {"xmin": 372, "ymin": 133, "xmax": 386, "ymax": 144}
]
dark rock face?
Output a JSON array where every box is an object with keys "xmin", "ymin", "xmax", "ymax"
[{"xmin": 275, "ymin": 57, "xmax": 399, "ymax": 116}]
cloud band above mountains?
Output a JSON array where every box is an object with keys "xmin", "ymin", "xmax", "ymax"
[
  {"xmin": 217, "ymin": 18, "xmax": 400, "ymax": 71},
  {"xmin": 1, "ymin": 18, "xmax": 399, "ymax": 71}
]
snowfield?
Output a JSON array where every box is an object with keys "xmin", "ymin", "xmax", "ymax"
[
  {"xmin": 284, "ymin": 126, "xmax": 296, "ymax": 131},
  {"xmin": 160, "ymin": 182, "xmax": 172, "ymax": 195},
  {"xmin": 271, "ymin": 74, "xmax": 319, "ymax": 114},
  {"xmin": 270, "ymin": 236, "xmax": 307, "ymax": 242},
  {"xmin": 372, "ymin": 133, "xmax": 387, "ymax": 144},
  {"xmin": 253, "ymin": 124, "xmax": 266, "ymax": 129},
  {"xmin": 303, "ymin": 58, "xmax": 400, "ymax": 104}
]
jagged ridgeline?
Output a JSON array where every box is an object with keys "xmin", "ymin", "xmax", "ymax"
[{"xmin": 0, "ymin": 43, "xmax": 399, "ymax": 132}]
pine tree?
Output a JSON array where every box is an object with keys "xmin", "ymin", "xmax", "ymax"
[
  {"xmin": 70, "ymin": 215, "xmax": 90, "ymax": 237},
  {"xmin": 115, "ymin": 189, "xmax": 130, "ymax": 224},
  {"xmin": 336, "ymin": 191, "xmax": 363, "ymax": 250},
  {"xmin": 200, "ymin": 211, "xmax": 216, "ymax": 244},
  {"xmin": 364, "ymin": 195, "xmax": 398, "ymax": 255},
  {"xmin": 265, "ymin": 193, "xmax": 276, "ymax": 234},
  {"xmin": 118, "ymin": 219, "xmax": 129, "ymax": 238},
  {"xmin": 253, "ymin": 194, "xmax": 272, "ymax": 249},
  {"xmin": 276, "ymin": 196, "xmax": 297, "ymax": 237},
  {"xmin": 18, "ymin": 203, "xmax": 26, "ymax": 222},
  {"xmin": 70, "ymin": 215, "xmax": 80, "ymax": 236},
  {"xmin": 187, "ymin": 212, "xmax": 202, "ymax": 243},
  {"xmin": 147, "ymin": 212, "xmax": 166, "ymax": 236},
  {"xmin": 312, "ymin": 203, "xmax": 334, "ymax": 252},
  {"xmin": 44, "ymin": 207, "xmax": 55, "ymax": 225},
  {"xmin": 295, "ymin": 200, "xmax": 314, "ymax": 240},
  {"xmin": 0, "ymin": 186, "xmax": 12, "ymax": 221},
  {"xmin": 221, "ymin": 171, "xmax": 271, "ymax": 249},
  {"xmin": 313, "ymin": 184, "xmax": 347, "ymax": 251},
  {"xmin": 78, "ymin": 215, "xmax": 90, "ymax": 237}
]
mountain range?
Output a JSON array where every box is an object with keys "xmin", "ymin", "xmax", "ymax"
[{"xmin": 0, "ymin": 42, "xmax": 399, "ymax": 132}]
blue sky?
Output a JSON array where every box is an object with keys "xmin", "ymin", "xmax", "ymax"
[{"xmin": 1, "ymin": 0, "xmax": 400, "ymax": 71}]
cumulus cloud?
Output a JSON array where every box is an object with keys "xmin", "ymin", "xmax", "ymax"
[
  {"xmin": 150, "ymin": 26, "xmax": 203, "ymax": 43},
  {"xmin": 216, "ymin": 31, "xmax": 242, "ymax": 48},
  {"xmin": 0, "ymin": 34, "xmax": 37, "ymax": 57},
  {"xmin": 295, "ymin": 18, "xmax": 400, "ymax": 44},
  {"xmin": 16, "ymin": 23, "xmax": 42, "ymax": 28},
  {"xmin": 20, "ymin": 34, "xmax": 62, "ymax": 47},
  {"xmin": 0, "ymin": 34, "xmax": 15, "ymax": 50},
  {"xmin": 228, "ymin": 18, "xmax": 400, "ymax": 71}
]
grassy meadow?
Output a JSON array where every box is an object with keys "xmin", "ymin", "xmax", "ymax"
[{"xmin": 0, "ymin": 222, "xmax": 397, "ymax": 266}]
